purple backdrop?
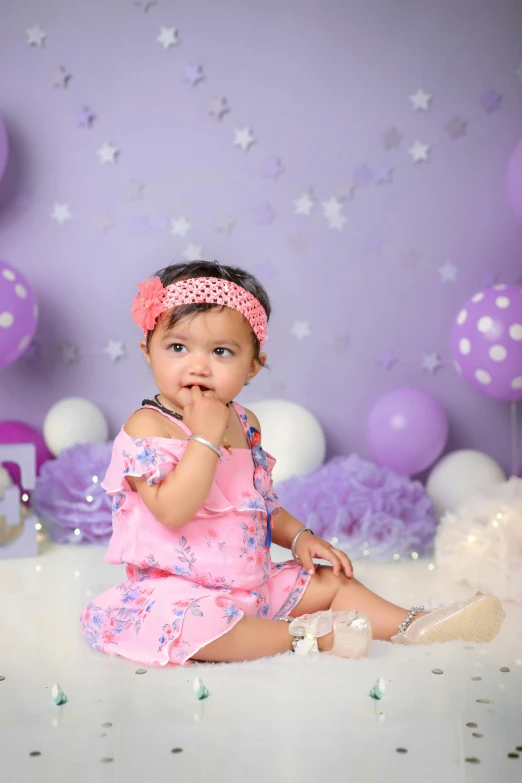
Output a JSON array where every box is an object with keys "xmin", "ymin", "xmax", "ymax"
[{"xmin": 1, "ymin": 0, "xmax": 522, "ymax": 473}]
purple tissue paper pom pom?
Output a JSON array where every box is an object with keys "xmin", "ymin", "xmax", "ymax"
[
  {"xmin": 275, "ymin": 454, "xmax": 437, "ymax": 561},
  {"xmin": 32, "ymin": 442, "xmax": 114, "ymax": 545}
]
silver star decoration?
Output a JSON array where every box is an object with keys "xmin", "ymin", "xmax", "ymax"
[
  {"xmin": 53, "ymin": 66, "xmax": 71, "ymax": 88},
  {"xmin": 409, "ymin": 89, "xmax": 432, "ymax": 111},
  {"xmin": 294, "ymin": 191, "xmax": 315, "ymax": 216},
  {"xmin": 170, "ymin": 216, "xmax": 191, "ymax": 237},
  {"xmin": 322, "ymin": 197, "xmax": 343, "ymax": 220},
  {"xmin": 215, "ymin": 215, "xmax": 236, "ymax": 233},
  {"xmin": 421, "ymin": 352, "xmax": 443, "ymax": 374},
  {"xmin": 183, "ymin": 243, "xmax": 202, "ymax": 261},
  {"xmin": 438, "ymin": 261, "xmax": 458, "ymax": 283},
  {"xmin": 58, "ymin": 342, "xmax": 79, "ymax": 364},
  {"xmin": 97, "ymin": 142, "xmax": 119, "ymax": 164},
  {"xmin": 233, "ymin": 127, "xmax": 255, "ymax": 151},
  {"xmin": 209, "ymin": 98, "xmax": 229, "ymax": 119},
  {"xmin": 408, "ymin": 140, "xmax": 430, "ymax": 163},
  {"xmin": 104, "ymin": 339, "xmax": 126, "ymax": 362},
  {"xmin": 291, "ymin": 320, "xmax": 311, "ymax": 341},
  {"xmin": 94, "ymin": 213, "xmax": 114, "ymax": 233},
  {"xmin": 327, "ymin": 212, "xmax": 346, "ymax": 231},
  {"xmin": 26, "ymin": 25, "xmax": 47, "ymax": 47},
  {"xmin": 135, "ymin": 0, "xmax": 156, "ymax": 10},
  {"xmin": 446, "ymin": 116, "xmax": 467, "ymax": 139},
  {"xmin": 157, "ymin": 26, "xmax": 178, "ymax": 49},
  {"xmin": 127, "ymin": 179, "xmax": 144, "ymax": 200},
  {"xmin": 51, "ymin": 203, "xmax": 72, "ymax": 224},
  {"xmin": 383, "ymin": 127, "xmax": 402, "ymax": 149},
  {"xmin": 335, "ymin": 182, "xmax": 355, "ymax": 201},
  {"xmin": 288, "ymin": 233, "xmax": 308, "ymax": 253}
]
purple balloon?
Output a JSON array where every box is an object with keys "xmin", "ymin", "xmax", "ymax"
[
  {"xmin": 0, "ymin": 260, "xmax": 39, "ymax": 370},
  {"xmin": 0, "ymin": 117, "xmax": 7, "ymax": 182},
  {"xmin": 367, "ymin": 387, "xmax": 448, "ymax": 476},
  {"xmin": 451, "ymin": 284, "xmax": 522, "ymax": 402},
  {"xmin": 506, "ymin": 140, "xmax": 522, "ymax": 225}
]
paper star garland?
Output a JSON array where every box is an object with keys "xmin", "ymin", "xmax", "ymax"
[
  {"xmin": 209, "ymin": 98, "xmax": 229, "ymax": 119},
  {"xmin": 409, "ymin": 89, "xmax": 432, "ymax": 111},
  {"xmin": 335, "ymin": 182, "xmax": 355, "ymax": 201},
  {"xmin": 51, "ymin": 203, "xmax": 72, "ymax": 224},
  {"xmin": 353, "ymin": 165, "xmax": 373, "ymax": 186},
  {"xmin": 184, "ymin": 64, "xmax": 204, "ymax": 87},
  {"xmin": 58, "ymin": 342, "xmax": 79, "ymax": 364},
  {"xmin": 291, "ymin": 320, "xmax": 311, "ymax": 340},
  {"xmin": 26, "ymin": 25, "xmax": 47, "ymax": 47},
  {"xmin": 183, "ymin": 243, "xmax": 202, "ymax": 261},
  {"xmin": 104, "ymin": 340, "xmax": 126, "ymax": 362},
  {"xmin": 53, "ymin": 66, "xmax": 71, "ymax": 88},
  {"xmin": 480, "ymin": 90, "xmax": 502, "ymax": 113},
  {"xmin": 421, "ymin": 352, "xmax": 443, "ymax": 374},
  {"xmin": 157, "ymin": 27, "xmax": 178, "ymax": 49},
  {"xmin": 77, "ymin": 106, "xmax": 95, "ymax": 127},
  {"xmin": 383, "ymin": 127, "xmax": 402, "ymax": 149},
  {"xmin": 438, "ymin": 261, "xmax": 458, "ymax": 283},
  {"xmin": 288, "ymin": 233, "xmax": 308, "ymax": 253},
  {"xmin": 262, "ymin": 157, "xmax": 285, "ymax": 180},
  {"xmin": 94, "ymin": 214, "xmax": 114, "ymax": 233},
  {"xmin": 127, "ymin": 179, "xmax": 144, "ymax": 200},
  {"xmin": 375, "ymin": 166, "xmax": 393, "ymax": 184},
  {"xmin": 378, "ymin": 350, "xmax": 397, "ymax": 370},
  {"xmin": 446, "ymin": 116, "xmax": 467, "ymax": 139},
  {"xmin": 294, "ymin": 191, "xmax": 315, "ymax": 216},
  {"xmin": 254, "ymin": 202, "xmax": 276, "ymax": 225},
  {"xmin": 322, "ymin": 197, "xmax": 346, "ymax": 230},
  {"xmin": 135, "ymin": 0, "xmax": 156, "ymax": 10},
  {"xmin": 170, "ymin": 216, "xmax": 191, "ymax": 237},
  {"xmin": 215, "ymin": 215, "xmax": 236, "ymax": 233},
  {"xmin": 233, "ymin": 127, "xmax": 255, "ymax": 151},
  {"xmin": 408, "ymin": 141, "xmax": 430, "ymax": 163},
  {"xmin": 97, "ymin": 143, "xmax": 119, "ymax": 164}
]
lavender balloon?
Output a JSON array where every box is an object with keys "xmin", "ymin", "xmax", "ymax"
[
  {"xmin": 451, "ymin": 284, "xmax": 522, "ymax": 402},
  {"xmin": 0, "ymin": 260, "xmax": 39, "ymax": 370},
  {"xmin": 367, "ymin": 387, "xmax": 448, "ymax": 476},
  {"xmin": 0, "ymin": 116, "xmax": 7, "ymax": 182}
]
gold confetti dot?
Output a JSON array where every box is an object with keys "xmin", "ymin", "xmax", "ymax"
[
  {"xmin": 476, "ymin": 698, "xmax": 490, "ymax": 704},
  {"xmin": 507, "ymin": 753, "xmax": 519, "ymax": 759},
  {"xmin": 29, "ymin": 751, "xmax": 41, "ymax": 757},
  {"xmin": 500, "ymin": 667, "xmax": 510, "ymax": 672},
  {"xmin": 396, "ymin": 748, "xmax": 408, "ymax": 754},
  {"xmin": 101, "ymin": 757, "xmax": 114, "ymax": 763},
  {"xmin": 516, "ymin": 746, "xmax": 522, "ymax": 752},
  {"xmin": 465, "ymin": 757, "xmax": 480, "ymax": 764},
  {"xmin": 471, "ymin": 676, "xmax": 482, "ymax": 681},
  {"xmin": 102, "ymin": 722, "xmax": 113, "ymax": 728},
  {"xmin": 135, "ymin": 668, "xmax": 147, "ymax": 675},
  {"xmin": 472, "ymin": 733, "xmax": 483, "ymax": 738},
  {"xmin": 466, "ymin": 722, "xmax": 478, "ymax": 728},
  {"xmin": 171, "ymin": 748, "xmax": 183, "ymax": 754},
  {"xmin": 0, "ymin": 676, "xmax": 5, "ymax": 681},
  {"xmin": 432, "ymin": 668, "xmax": 443, "ymax": 675}
]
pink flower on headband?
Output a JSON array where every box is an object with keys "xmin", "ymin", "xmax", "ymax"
[{"xmin": 130, "ymin": 277, "xmax": 165, "ymax": 333}]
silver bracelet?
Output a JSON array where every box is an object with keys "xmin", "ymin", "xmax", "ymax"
[
  {"xmin": 397, "ymin": 606, "xmax": 425, "ymax": 635},
  {"xmin": 188, "ymin": 435, "xmax": 222, "ymax": 458},
  {"xmin": 291, "ymin": 528, "xmax": 314, "ymax": 564}
]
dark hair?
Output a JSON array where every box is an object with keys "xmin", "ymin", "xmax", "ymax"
[{"xmin": 145, "ymin": 261, "xmax": 271, "ymax": 369}]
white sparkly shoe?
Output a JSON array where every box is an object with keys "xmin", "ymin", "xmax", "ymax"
[
  {"xmin": 286, "ymin": 608, "xmax": 372, "ymax": 659},
  {"xmin": 390, "ymin": 592, "xmax": 505, "ymax": 645}
]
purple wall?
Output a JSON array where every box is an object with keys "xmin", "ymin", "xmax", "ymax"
[{"xmin": 1, "ymin": 0, "xmax": 522, "ymax": 472}]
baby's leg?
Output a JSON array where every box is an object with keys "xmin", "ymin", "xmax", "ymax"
[{"xmin": 190, "ymin": 615, "xmax": 332, "ymax": 663}]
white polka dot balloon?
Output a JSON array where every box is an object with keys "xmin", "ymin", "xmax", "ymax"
[
  {"xmin": 0, "ymin": 260, "xmax": 39, "ymax": 370},
  {"xmin": 451, "ymin": 284, "xmax": 522, "ymax": 401}
]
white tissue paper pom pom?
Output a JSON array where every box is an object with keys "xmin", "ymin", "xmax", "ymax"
[{"xmin": 434, "ymin": 476, "xmax": 522, "ymax": 602}]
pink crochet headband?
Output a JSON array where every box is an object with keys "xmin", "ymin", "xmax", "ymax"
[{"xmin": 131, "ymin": 276, "xmax": 268, "ymax": 346}]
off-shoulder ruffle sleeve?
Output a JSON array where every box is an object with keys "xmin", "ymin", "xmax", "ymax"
[
  {"xmin": 252, "ymin": 448, "xmax": 281, "ymax": 518},
  {"xmin": 101, "ymin": 432, "xmax": 188, "ymax": 494}
]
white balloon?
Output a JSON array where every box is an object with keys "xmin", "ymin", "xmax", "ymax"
[
  {"xmin": 43, "ymin": 397, "xmax": 109, "ymax": 456},
  {"xmin": 426, "ymin": 449, "xmax": 506, "ymax": 519},
  {"xmin": 243, "ymin": 399, "xmax": 326, "ymax": 483}
]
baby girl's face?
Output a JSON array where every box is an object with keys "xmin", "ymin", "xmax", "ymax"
[{"xmin": 141, "ymin": 307, "xmax": 265, "ymax": 409}]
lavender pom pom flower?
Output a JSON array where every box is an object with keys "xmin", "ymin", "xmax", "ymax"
[
  {"xmin": 275, "ymin": 454, "xmax": 437, "ymax": 561},
  {"xmin": 32, "ymin": 442, "xmax": 114, "ymax": 545}
]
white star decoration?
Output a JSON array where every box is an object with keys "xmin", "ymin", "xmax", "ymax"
[
  {"xmin": 157, "ymin": 27, "xmax": 178, "ymax": 49},
  {"xmin": 322, "ymin": 197, "xmax": 346, "ymax": 230},
  {"xmin": 421, "ymin": 352, "xmax": 443, "ymax": 374},
  {"xmin": 26, "ymin": 25, "xmax": 47, "ymax": 46},
  {"xmin": 409, "ymin": 89, "xmax": 432, "ymax": 111},
  {"xmin": 104, "ymin": 340, "xmax": 126, "ymax": 362},
  {"xmin": 183, "ymin": 243, "xmax": 202, "ymax": 261},
  {"xmin": 294, "ymin": 192, "xmax": 315, "ymax": 216},
  {"xmin": 438, "ymin": 261, "xmax": 458, "ymax": 283},
  {"xmin": 97, "ymin": 142, "xmax": 119, "ymax": 164},
  {"xmin": 408, "ymin": 141, "xmax": 430, "ymax": 163},
  {"xmin": 170, "ymin": 216, "xmax": 191, "ymax": 237},
  {"xmin": 51, "ymin": 203, "xmax": 72, "ymax": 224},
  {"xmin": 233, "ymin": 127, "xmax": 255, "ymax": 151},
  {"xmin": 291, "ymin": 320, "xmax": 311, "ymax": 340}
]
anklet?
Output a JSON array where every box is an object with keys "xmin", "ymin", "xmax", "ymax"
[
  {"xmin": 397, "ymin": 606, "xmax": 424, "ymax": 635},
  {"xmin": 278, "ymin": 616, "xmax": 303, "ymax": 652}
]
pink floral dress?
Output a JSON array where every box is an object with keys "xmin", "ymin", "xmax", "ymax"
[{"xmin": 79, "ymin": 402, "xmax": 311, "ymax": 666}]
